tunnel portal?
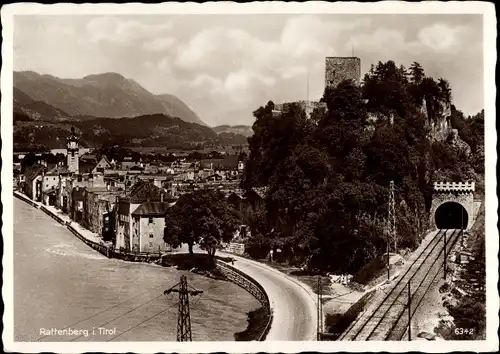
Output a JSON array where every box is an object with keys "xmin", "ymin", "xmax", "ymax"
[{"xmin": 435, "ymin": 202, "xmax": 469, "ymax": 229}]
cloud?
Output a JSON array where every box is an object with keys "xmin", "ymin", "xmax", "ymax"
[
  {"xmin": 14, "ymin": 15, "xmax": 483, "ymax": 126},
  {"xmin": 86, "ymin": 16, "xmax": 173, "ymax": 44},
  {"xmin": 418, "ymin": 24, "xmax": 469, "ymax": 52},
  {"xmin": 143, "ymin": 37, "xmax": 177, "ymax": 51}
]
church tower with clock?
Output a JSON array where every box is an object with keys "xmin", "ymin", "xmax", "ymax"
[{"xmin": 67, "ymin": 127, "xmax": 79, "ymax": 174}]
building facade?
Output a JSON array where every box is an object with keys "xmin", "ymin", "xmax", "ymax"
[
  {"xmin": 115, "ymin": 181, "xmax": 169, "ymax": 252},
  {"xmin": 83, "ymin": 187, "xmax": 122, "ymax": 235},
  {"xmin": 131, "ymin": 201, "xmax": 176, "ymax": 253}
]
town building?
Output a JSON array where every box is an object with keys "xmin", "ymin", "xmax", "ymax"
[
  {"xmin": 82, "ymin": 186, "xmax": 123, "ymax": 236},
  {"xmin": 131, "ymin": 201, "xmax": 176, "ymax": 253},
  {"xmin": 115, "ymin": 181, "xmax": 169, "ymax": 252},
  {"xmin": 23, "ymin": 164, "xmax": 45, "ymax": 201},
  {"xmin": 92, "ymin": 155, "xmax": 112, "ymax": 174},
  {"xmin": 121, "ymin": 156, "xmax": 141, "ymax": 170},
  {"xmin": 70, "ymin": 186, "xmax": 85, "ymax": 223},
  {"xmin": 41, "ymin": 164, "xmax": 72, "ymax": 206},
  {"xmin": 228, "ymin": 188, "xmax": 266, "ymax": 224}
]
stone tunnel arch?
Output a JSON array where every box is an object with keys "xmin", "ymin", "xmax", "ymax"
[
  {"xmin": 430, "ymin": 182, "xmax": 475, "ymax": 230},
  {"xmin": 435, "ymin": 201, "xmax": 469, "ymax": 229}
]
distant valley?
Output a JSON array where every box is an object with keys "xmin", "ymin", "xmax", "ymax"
[
  {"xmin": 212, "ymin": 125, "xmax": 253, "ymax": 137},
  {"xmin": 13, "ymin": 71, "xmax": 252, "ymax": 151}
]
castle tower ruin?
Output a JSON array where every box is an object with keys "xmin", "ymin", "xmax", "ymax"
[{"xmin": 325, "ymin": 57, "xmax": 361, "ymax": 88}]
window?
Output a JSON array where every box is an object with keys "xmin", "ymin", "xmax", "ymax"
[
  {"xmin": 148, "ymin": 217, "xmax": 154, "ymax": 224},
  {"xmin": 149, "ymin": 242, "xmax": 153, "ymax": 247},
  {"xmin": 149, "ymin": 233, "xmax": 154, "ymax": 238}
]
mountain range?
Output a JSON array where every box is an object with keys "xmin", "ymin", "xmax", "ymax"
[
  {"xmin": 14, "ymin": 71, "xmax": 205, "ymax": 125},
  {"xmin": 13, "ymin": 71, "xmax": 252, "ymax": 151}
]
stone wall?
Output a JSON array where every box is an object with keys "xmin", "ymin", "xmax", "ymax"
[
  {"xmin": 325, "ymin": 57, "xmax": 361, "ymax": 88},
  {"xmin": 216, "ymin": 259, "xmax": 273, "ymax": 340},
  {"xmin": 273, "ymin": 100, "xmax": 327, "ymax": 119}
]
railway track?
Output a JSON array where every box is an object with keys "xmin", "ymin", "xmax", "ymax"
[{"xmin": 340, "ymin": 229, "xmax": 461, "ymax": 341}]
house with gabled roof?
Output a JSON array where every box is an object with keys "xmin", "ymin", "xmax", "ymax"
[
  {"xmin": 92, "ymin": 155, "xmax": 112, "ymax": 174},
  {"xmin": 24, "ymin": 164, "xmax": 46, "ymax": 201},
  {"xmin": 115, "ymin": 180, "xmax": 170, "ymax": 252},
  {"xmin": 131, "ymin": 200, "xmax": 176, "ymax": 253},
  {"xmin": 42, "ymin": 164, "xmax": 72, "ymax": 206}
]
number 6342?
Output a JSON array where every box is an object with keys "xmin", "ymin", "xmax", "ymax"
[{"xmin": 455, "ymin": 328, "xmax": 474, "ymax": 335}]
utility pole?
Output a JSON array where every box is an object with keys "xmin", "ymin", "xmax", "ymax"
[
  {"xmin": 164, "ymin": 275, "xmax": 203, "ymax": 342},
  {"xmin": 443, "ymin": 231, "xmax": 447, "ymax": 280},
  {"xmin": 408, "ymin": 282, "xmax": 411, "ymax": 341},
  {"xmin": 387, "ymin": 227, "xmax": 390, "ymax": 281},
  {"xmin": 389, "ymin": 180, "xmax": 397, "ymax": 253},
  {"xmin": 387, "ymin": 180, "xmax": 396, "ymax": 281},
  {"xmin": 317, "ymin": 276, "xmax": 323, "ymax": 341}
]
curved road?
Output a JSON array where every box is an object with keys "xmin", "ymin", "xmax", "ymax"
[{"xmin": 176, "ymin": 246, "xmax": 318, "ymax": 341}]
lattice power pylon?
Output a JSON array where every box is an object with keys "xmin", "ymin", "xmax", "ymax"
[
  {"xmin": 388, "ymin": 180, "xmax": 397, "ymax": 253},
  {"xmin": 164, "ymin": 275, "xmax": 203, "ymax": 341}
]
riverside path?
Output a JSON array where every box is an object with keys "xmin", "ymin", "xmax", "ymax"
[{"xmin": 13, "ymin": 197, "xmax": 260, "ymax": 342}]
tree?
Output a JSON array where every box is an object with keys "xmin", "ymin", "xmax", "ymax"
[
  {"xmin": 242, "ymin": 59, "xmax": 483, "ymax": 275},
  {"xmin": 409, "ymin": 61, "xmax": 425, "ymax": 84},
  {"xmin": 164, "ymin": 190, "xmax": 240, "ymax": 263},
  {"xmin": 21, "ymin": 152, "xmax": 38, "ymax": 172},
  {"xmin": 438, "ymin": 78, "xmax": 452, "ymax": 103}
]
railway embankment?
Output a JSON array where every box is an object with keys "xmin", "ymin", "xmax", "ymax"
[
  {"xmin": 337, "ymin": 229, "xmax": 462, "ymax": 341},
  {"xmin": 412, "ymin": 202, "xmax": 486, "ymax": 341}
]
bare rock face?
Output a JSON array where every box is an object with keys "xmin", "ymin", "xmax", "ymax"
[
  {"xmin": 423, "ymin": 99, "xmax": 453, "ymax": 142},
  {"xmin": 448, "ymin": 129, "xmax": 472, "ymax": 157}
]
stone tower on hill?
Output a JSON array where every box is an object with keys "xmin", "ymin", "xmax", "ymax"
[{"xmin": 325, "ymin": 57, "xmax": 361, "ymax": 88}]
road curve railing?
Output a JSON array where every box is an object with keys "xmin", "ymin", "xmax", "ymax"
[{"xmin": 215, "ymin": 259, "xmax": 273, "ymax": 341}]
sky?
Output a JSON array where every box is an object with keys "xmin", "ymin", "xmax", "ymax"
[{"xmin": 13, "ymin": 14, "xmax": 484, "ymax": 127}]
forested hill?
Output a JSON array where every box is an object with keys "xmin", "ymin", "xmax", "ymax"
[
  {"xmin": 13, "ymin": 113, "xmax": 230, "ymax": 151},
  {"xmin": 242, "ymin": 60, "xmax": 484, "ymax": 274}
]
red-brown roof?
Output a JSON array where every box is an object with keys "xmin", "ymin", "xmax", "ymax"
[{"xmin": 131, "ymin": 201, "xmax": 176, "ymax": 217}]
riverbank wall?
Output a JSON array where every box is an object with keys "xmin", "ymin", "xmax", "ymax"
[{"xmin": 13, "ymin": 191, "xmax": 273, "ymax": 340}]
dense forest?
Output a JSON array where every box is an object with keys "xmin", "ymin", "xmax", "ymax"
[{"xmin": 242, "ymin": 60, "xmax": 484, "ymax": 274}]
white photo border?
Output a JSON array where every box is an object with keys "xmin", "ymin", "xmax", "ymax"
[{"xmin": 1, "ymin": 2, "xmax": 498, "ymax": 353}]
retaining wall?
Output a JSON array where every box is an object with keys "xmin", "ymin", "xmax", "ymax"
[
  {"xmin": 216, "ymin": 260, "xmax": 273, "ymax": 341},
  {"xmin": 14, "ymin": 191, "xmax": 273, "ymax": 340},
  {"xmin": 14, "ymin": 191, "xmax": 162, "ymax": 263}
]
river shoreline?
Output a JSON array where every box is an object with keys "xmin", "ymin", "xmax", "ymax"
[{"xmin": 13, "ymin": 191, "xmax": 272, "ymax": 341}]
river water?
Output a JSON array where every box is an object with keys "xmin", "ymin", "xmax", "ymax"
[{"xmin": 13, "ymin": 198, "xmax": 259, "ymax": 342}]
